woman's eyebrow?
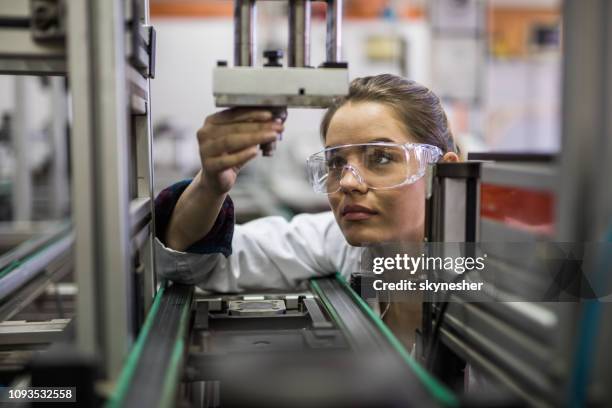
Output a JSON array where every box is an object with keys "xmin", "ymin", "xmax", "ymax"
[{"xmin": 368, "ymin": 137, "xmax": 395, "ymax": 143}]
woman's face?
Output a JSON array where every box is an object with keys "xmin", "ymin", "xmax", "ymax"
[{"xmin": 325, "ymin": 101, "xmax": 435, "ymax": 246}]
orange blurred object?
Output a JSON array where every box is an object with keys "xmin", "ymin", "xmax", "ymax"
[
  {"xmin": 151, "ymin": 0, "xmax": 233, "ymax": 18},
  {"xmin": 480, "ymin": 183, "xmax": 555, "ymax": 236}
]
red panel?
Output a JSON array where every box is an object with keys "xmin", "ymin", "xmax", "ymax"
[{"xmin": 480, "ymin": 183, "xmax": 555, "ymax": 236}]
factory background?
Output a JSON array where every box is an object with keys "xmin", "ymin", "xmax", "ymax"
[{"xmin": 0, "ymin": 0, "xmax": 562, "ymax": 222}]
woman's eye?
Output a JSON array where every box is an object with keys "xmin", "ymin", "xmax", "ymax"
[
  {"xmin": 368, "ymin": 151, "xmax": 393, "ymax": 165},
  {"xmin": 326, "ymin": 156, "xmax": 346, "ymax": 169}
]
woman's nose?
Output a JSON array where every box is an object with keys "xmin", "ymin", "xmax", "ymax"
[{"xmin": 338, "ymin": 165, "xmax": 368, "ymax": 193}]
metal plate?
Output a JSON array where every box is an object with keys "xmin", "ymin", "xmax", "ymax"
[{"xmin": 228, "ymin": 300, "xmax": 286, "ymax": 317}]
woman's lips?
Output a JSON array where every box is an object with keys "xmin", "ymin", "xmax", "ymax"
[{"xmin": 341, "ymin": 204, "xmax": 377, "ymax": 221}]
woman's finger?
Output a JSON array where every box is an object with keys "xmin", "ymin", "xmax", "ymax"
[
  {"xmin": 204, "ymin": 129, "xmax": 279, "ymax": 157},
  {"xmin": 215, "ymin": 121, "xmax": 283, "ymax": 138},
  {"xmin": 205, "ymin": 146, "xmax": 259, "ymax": 173}
]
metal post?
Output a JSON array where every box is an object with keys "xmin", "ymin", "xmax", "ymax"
[
  {"xmin": 234, "ymin": 0, "xmax": 256, "ymax": 66},
  {"xmin": 68, "ymin": 0, "xmax": 133, "ymax": 379},
  {"xmin": 67, "ymin": 0, "xmax": 99, "ymax": 361},
  {"xmin": 12, "ymin": 77, "xmax": 31, "ymax": 221},
  {"xmin": 557, "ymin": 0, "xmax": 611, "ymax": 242},
  {"xmin": 49, "ymin": 77, "xmax": 69, "ymax": 219},
  {"xmin": 325, "ymin": 0, "xmax": 342, "ymax": 63},
  {"xmin": 559, "ymin": 1, "xmax": 612, "ymax": 407},
  {"xmin": 288, "ymin": 0, "xmax": 311, "ymax": 67},
  {"xmin": 137, "ymin": 0, "xmax": 157, "ymax": 312}
]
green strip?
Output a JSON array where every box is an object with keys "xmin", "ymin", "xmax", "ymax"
[
  {"xmin": 312, "ymin": 275, "xmax": 459, "ymax": 407},
  {"xmin": 106, "ymin": 284, "xmax": 166, "ymax": 408},
  {"xmin": 0, "ymin": 227, "xmax": 72, "ymax": 279},
  {"xmin": 159, "ymin": 290, "xmax": 192, "ymax": 408},
  {"xmin": 0, "ymin": 260, "xmax": 22, "ymax": 279}
]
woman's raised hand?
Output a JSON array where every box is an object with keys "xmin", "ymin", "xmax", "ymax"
[{"xmin": 196, "ymin": 108, "xmax": 284, "ymax": 195}]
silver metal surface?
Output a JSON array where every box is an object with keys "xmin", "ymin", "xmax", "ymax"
[
  {"xmin": 68, "ymin": 0, "xmax": 135, "ymax": 379},
  {"xmin": 234, "ymin": 0, "xmax": 255, "ymax": 66},
  {"xmin": 228, "ymin": 300, "xmax": 286, "ymax": 316},
  {"xmin": 130, "ymin": 197, "xmax": 152, "ymax": 234},
  {"xmin": 66, "ymin": 0, "xmax": 97, "ymax": 362},
  {"xmin": 325, "ymin": 0, "xmax": 342, "ymax": 62},
  {"xmin": 216, "ymin": 93, "xmax": 342, "ymax": 108},
  {"xmin": 0, "ymin": 58, "xmax": 65, "ymax": 75},
  {"xmin": 135, "ymin": 0, "xmax": 157, "ymax": 312},
  {"xmin": 0, "ymin": 319, "xmax": 71, "ymax": 346},
  {"xmin": 288, "ymin": 0, "xmax": 310, "ymax": 67},
  {"xmin": 213, "ymin": 66, "xmax": 348, "ymax": 107},
  {"xmin": 0, "ymin": 1, "xmax": 29, "ymax": 16},
  {"xmin": 49, "ymin": 77, "xmax": 70, "ymax": 218},
  {"xmin": 11, "ymin": 77, "xmax": 31, "ymax": 221},
  {"xmin": 0, "ymin": 233, "xmax": 73, "ymax": 302},
  {"xmin": 442, "ymin": 179, "xmax": 466, "ymax": 241},
  {"xmin": 439, "ymin": 327, "xmax": 549, "ymax": 407},
  {"xmin": 0, "ymin": 29, "xmax": 65, "ymax": 57},
  {"xmin": 480, "ymin": 162, "xmax": 557, "ymax": 190},
  {"xmin": 559, "ymin": 2, "xmax": 612, "ymax": 405}
]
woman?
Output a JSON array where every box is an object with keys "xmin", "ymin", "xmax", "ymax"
[{"xmin": 155, "ymin": 74, "xmax": 459, "ymax": 292}]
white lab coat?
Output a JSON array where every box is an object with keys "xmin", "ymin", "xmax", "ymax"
[{"xmin": 155, "ymin": 211, "xmax": 364, "ymax": 292}]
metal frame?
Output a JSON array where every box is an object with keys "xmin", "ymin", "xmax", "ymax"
[
  {"xmin": 66, "ymin": 0, "xmax": 157, "ymax": 379},
  {"xmin": 559, "ymin": 1, "xmax": 612, "ymax": 406},
  {"xmin": 1, "ymin": 0, "xmax": 158, "ymax": 382}
]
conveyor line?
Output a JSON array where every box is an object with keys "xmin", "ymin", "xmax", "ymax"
[
  {"xmin": 310, "ymin": 274, "xmax": 459, "ymax": 407},
  {"xmin": 0, "ymin": 227, "xmax": 73, "ymax": 303},
  {"xmin": 107, "ymin": 283, "xmax": 194, "ymax": 408}
]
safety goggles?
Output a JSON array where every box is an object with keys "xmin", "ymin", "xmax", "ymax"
[{"xmin": 306, "ymin": 142, "xmax": 443, "ymax": 194}]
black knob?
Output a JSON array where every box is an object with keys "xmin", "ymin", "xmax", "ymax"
[{"xmin": 263, "ymin": 50, "xmax": 283, "ymax": 67}]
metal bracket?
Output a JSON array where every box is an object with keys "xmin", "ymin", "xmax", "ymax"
[{"xmin": 31, "ymin": 0, "xmax": 66, "ymax": 43}]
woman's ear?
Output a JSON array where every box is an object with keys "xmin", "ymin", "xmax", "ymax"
[{"xmin": 442, "ymin": 151, "xmax": 460, "ymax": 162}]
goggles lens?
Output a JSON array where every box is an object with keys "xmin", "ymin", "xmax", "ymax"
[{"xmin": 307, "ymin": 143, "xmax": 442, "ymax": 194}]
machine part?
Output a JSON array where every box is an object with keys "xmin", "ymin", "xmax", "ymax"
[
  {"xmin": 284, "ymin": 294, "xmax": 300, "ymax": 309},
  {"xmin": 216, "ymin": 0, "xmax": 348, "ymax": 156},
  {"xmin": 234, "ymin": 0, "xmax": 255, "ymax": 66},
  {"xmin": 263, "ymin": 49, "xmax": 283, "ymax": 67},
  {"xmin": 107, "ymin": 283, "xmax": 194, "ymax": 408},
  {"xmin": 0, "ymin": 319, "xmax": 70, "ymax": 346},
  {"xmin": 325, "ymin": 0, "xmax": 342, "ymax": 63},
  {"xmin": 302, "ymin": 297, "xmax": 333, "ymax": 329},
  {"xmin": 212, "ymin": 66, "xmax": 348, "ymax": 108},
  {"xmin": 0, "ymin": 250, "xmax": 72, "ymax": 322},
  {"xmin": 0, "ymin": 223, "xmax": 71, "ymax": 271},
  {"xmin": 183, "ymin": 277, "xmax": 456, "ymax": 407},
  {"xmin": 288, "ymin": 0, "xmax": 311, "ymax": 67},
  {"xmin": 260, "ymin": 106, "xmax": 286, "ymax": 156},
  {"xmin": 228, "ymin": 299, "xmax": 286, "ymax": 316},
  {"xmin": 0, "ymin": 1, "xmax": 65, "ymax": 75},
  {"xmin": 310, "ymin": 275, "xmax": 459, "ymax": 407},
  {"xmin": 30, "ymin": 0, "xmax": 66, "ymax": 42},
  {"xmin": 0, "ymin": 232, "xmax": 73, "ymax": 302}
]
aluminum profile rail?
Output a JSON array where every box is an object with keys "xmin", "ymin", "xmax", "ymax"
[
  {"xmin": 106, "ymin": 283, "xmax": 194, "ymax": 408},
  {"xmin": 310, "ymin": 274, "xmax": 459, "ymax": 407},
  {"xmin": 0, "ymin": 227, "xmax": 73, "ymax": 303}
]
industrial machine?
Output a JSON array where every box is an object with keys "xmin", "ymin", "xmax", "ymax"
[
  {"xmin": 105, "ymin": 277, "xmax": 458, "ymax": 407},
  {"xmin": 212, "ymin": 0, "xmax": 349, "ymax": 156},
  {"xmin": 1, "ymin": 0, "xmax": 611, "ymax": 407},
  {"xmin": 106, "ymin": 2, "xmax": 457, "ymax": 407},
  {"xmin": 0, "ymin": 0, "xmax": 157, "ymax": 395}
]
